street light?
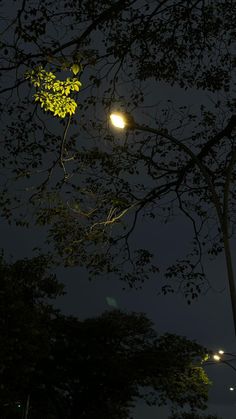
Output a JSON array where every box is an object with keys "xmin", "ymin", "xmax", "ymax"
[
  {"xmin": 212, "ymin": 350, "xmax": 225, "ymax": 361},
  {"xmin": 110, "ymin": 113, "xmax": 126, "ymax": 129},
  {"xmin": 213, "ymin": 349, "xmax": 236, "ymax": 359},
  {"xmin": 208, "ymin": 351, "xmax": 236, "ymax": 373},
  {"xmin": 109, "ymin": 110, "xmax": 236, "ymax": 337},
  {"xmin": 205, "ymin": 350, "xmax": 236, "ymax": 396},
  {"xmin": 110, "ymin": 112, "xmax": 135, "ymax": 130}
]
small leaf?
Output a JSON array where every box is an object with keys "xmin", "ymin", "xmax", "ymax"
[{"xmin": 71, "ymin": 64, "xmax": 80, "ymax": 75}]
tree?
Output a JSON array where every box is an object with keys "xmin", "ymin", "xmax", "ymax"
[
  {"xmin": 0, "ymin": 253, "xmax": 212, "ymax": 418},
  {"xmin": 0, "ymin": 1, "xmax": 236, "ymax": 325},
  {"xmin": 0, "ymin": 253, "xmax": 65, "ymax": 418},
  {"xmin": 49, "ymin": 311, "xmax": 210, "ymax": 419}
]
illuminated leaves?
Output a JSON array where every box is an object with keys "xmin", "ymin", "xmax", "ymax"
[
  {"xmin": 25, "ymin": 66, "xmax": 82, "ymax": 118},
  {"xmin": 34, "ymin": 91, "xmax": 77, "ymax": 118}
]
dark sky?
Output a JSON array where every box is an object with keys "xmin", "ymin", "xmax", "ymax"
[{"xmin": 1, "ymin": 2, "xmax": 236, "ymax": 418}]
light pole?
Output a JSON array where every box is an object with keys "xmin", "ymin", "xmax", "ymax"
[
  {"xmin": 211, "ymin": 350, "xmax": 236, "ymax": 373},
  {"xmin": 23, "ymin": 394, "xmax": 30, "ymax": 419},
  {"xmin": 109, "ymin": 111, "xmax": 236, "ymax": 336},
  {"xmin": 206, "ymin": 349, "xmax": 236, "ymax": 392}
]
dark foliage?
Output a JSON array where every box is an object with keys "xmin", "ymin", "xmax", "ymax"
[{"xmin": 0, "ymin": 254, "xmax": 210, "ymax": 418}]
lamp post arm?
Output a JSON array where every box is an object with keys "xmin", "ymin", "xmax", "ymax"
[{"xmin": 222, "ymin": 360, "xmax": 236, "ymax": 373}]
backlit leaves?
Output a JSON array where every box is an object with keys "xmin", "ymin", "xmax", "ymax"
[{"xmin": 25, "ymin": 66, "xmax": 82, "ymax": 118}]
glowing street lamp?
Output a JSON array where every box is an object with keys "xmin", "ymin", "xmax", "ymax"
[
  {"xmin": 209, "ymin": 351, "xmax": 236, "ymax": 373},
  {"xmin": 110, "ymin": 113, "xmax": 126, "ymax": 129},
  {"xmin": 110, "ymin": 111, "xmax": 136, "ymax": 130},
  {"xmin": 212, "ymin": 350, "xmax": 224, "ymax": 360}
]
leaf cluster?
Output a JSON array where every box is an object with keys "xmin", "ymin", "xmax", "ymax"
[{"xmin": 25, "ymin": 66, "xmax": 82, "ymax": 118}]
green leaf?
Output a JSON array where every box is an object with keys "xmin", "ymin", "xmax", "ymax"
[{"xmin": 71, "ymin": 64, "xmax": 80, "ymax": 75}]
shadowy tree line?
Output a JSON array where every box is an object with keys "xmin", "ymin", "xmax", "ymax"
[{"xmin": 0, "ymin": 253, "xmax": 221, "ymax": 419}]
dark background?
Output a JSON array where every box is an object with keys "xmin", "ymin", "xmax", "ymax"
[{"xmin": 1, "ymin": 2, "xmax": 236, "ymax": 417}]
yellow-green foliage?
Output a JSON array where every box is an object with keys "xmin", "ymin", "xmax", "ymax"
[{"xmin": 25, "ymin": 66, "xmax": 82, "ymax": 118}]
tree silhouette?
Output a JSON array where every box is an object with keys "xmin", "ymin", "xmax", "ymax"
[
  {"xmin": 0, "ymin": 253, "xmax": 64, "ymax": 418},
  {"xmin": 0, "ymin": 254, "xmax": 212, "ymax": 418}
]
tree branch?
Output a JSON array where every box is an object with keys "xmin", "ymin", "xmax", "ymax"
[{"xmin": 178, "ymin": 114, "xmax": 236, "ymax": 184}]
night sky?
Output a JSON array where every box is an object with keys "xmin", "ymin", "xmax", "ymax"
[{"xmin": 1, "ymin": 1, "xmax": 236, "ymax": 418}]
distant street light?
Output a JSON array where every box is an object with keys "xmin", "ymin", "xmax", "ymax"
[
  {"xmin": 213, "ymin": 354, "xmax": 221, "ymax": 361},
  {"xmin": 109, "ymin": 110, "xmax": 236, "ymax": 337},
  {"xmin": 205, "ymin": 350, "xmax": 236, "ymax": 394},
  {"xmin": 208, "ymin": 350, "xmax": 236, "ymax": 373},
  {"xmin": 213, "ymin": 349, "xmax": 236, "ymax": 359}
]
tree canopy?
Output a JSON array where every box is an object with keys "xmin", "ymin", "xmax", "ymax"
[
  {"xmin": 0, "ymin": 254, "xmax": 211, "ymax": 419},
  {"xmin": 0, "ymin": 1, "xmax": 236, "ymax": 305}
]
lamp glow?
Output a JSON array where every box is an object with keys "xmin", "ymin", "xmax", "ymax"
[
  {"xmin": 110, "ymin": 113, "xmax": 126, "ymax": 129},
  {"xmin": 230, "ymin": 387, "xmax": 234, "ymax": 391},
  {"xmin": 213, "ymin": 354, "xmax": 221, "ymax": 361},
  {"xmin": 218, "ymin": 350, "xmax": 224, "ymax": 354}
]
